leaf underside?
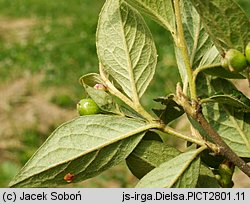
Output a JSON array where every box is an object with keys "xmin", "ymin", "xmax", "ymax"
[
  {"xmin": 203, "ymin": 103, "xmax": 250, "ymax": 158},
  {"xmin": 195, "ymin": 77, "xmax": 250, "ymax": 157},
  {"xmin": 96, "ymin": 0, "xmax": 157, "ymax": 100},
  {"xmin": 191, "ymin": 0, "xmax": 250, "ymax": 53},
  {"xmin": 125, "ymin": 0, "xmax": 175, "ymax": 33},
  {"xmin": 196, "ymin": 165, "xmax": 220, "ymax": 188},
  {"xmin": 174, "ymin": 1, "xmax": 217, "ymax": 83},
  {"xmin": 126, "ymin": 140, "xmax": 180, "ymax": 179},
  {"xmin": 10, "ymin": 115, "xmax": 148, "ymax": 187},
  {"xmin": 136, "ymin": 149, "xmax": 201, "ymax": 188}
]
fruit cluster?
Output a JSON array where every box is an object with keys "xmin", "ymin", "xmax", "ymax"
[{"xmin": 221, "ymin": 42, "xmax": 250, "ymax": 73}]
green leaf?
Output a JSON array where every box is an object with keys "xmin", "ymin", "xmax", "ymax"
[
  {"xmin": 136, "ymin": 148, "xmax": 201, "ymax": 188},
  {"xmin": 203, "ymin": 67, "xmax": 245, "ymax": 79},
  {"xmin": 80, "ymin": 73, "xmax": 146, "ymax": 119},
  {"xmin": 9, "ymin": 115, "xmax": 153, "ymax": 187},
  {"xmin": 96, "ymin": 0, "xmax": 157, "ymax": 100},
  {"xmin": 195, "ymin": 77, "xmax": 250, "ymax": 157},
  {"xmin": 208, "ymin": 78, "xmax": 250, "ymax": 112},
  {"xmin": 79, "ymin": 73, "xmax": 104, "ymax": 87},
  {"xmin": 125, "ymin": 0, "xmax": 175, "ymax": 33},
  {"xmin": 181, "ymin": 1, "xmax": 214, "ymax": 70},
  {"xmin": 191, "ymin": 0, "xmax": 250, "ymax": 53},
  {"xmin": 152, "ymin": 95, "xmax": 184, "ymax": 124},
  {"xmin": 199, "ymin": 45, "xmax": 219, "ymax": 67},
  {"xmin": 196, "ymin": 73, "xmax": 211, "ymax": 98},
  {"xmin": 175, "ymin": 1, "xmax": 246, "ymax": 81},
  {"xmin": 196, "ymin": 165, "xmax": 220, "ymax": 188},
  {"xmin": 210, "ymin": 78, "xmax": 237, "ymax": 94},
  {"xmin": 80, "ymin": 73, "xmax": 120, "ymax": 114},
  {"xmin": 208, "ymin": 95, "xmax": 250, "ymax": 112},
  {"xmin": 203, "ymin": 103, "xmax": 250, "ymax": 157},
  {"xmin": 119, "ymin": 106, "xmax": 146, "ymax": 120},
  {"xmin": 174, "ymin": 0, "xmax": 215, "ymax": 82},
  {"xmin": 173, "ymin": 157, "xmax": 200, "ymax": 188},
  {"xmin": 126, "ymin": 140, "xmax": 180, "ymax": 179}
]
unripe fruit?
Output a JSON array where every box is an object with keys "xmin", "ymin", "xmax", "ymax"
[
  {"xmin": 214, "ymin": 174, "xmax": 221, "ymax": 181},
  {"xmin": 218, "ymin": 163, "xmax": 233, "ymax": 177},
  {"xmin": 221, "ymin": 57, "xmax": 229, "ymax": 69},
  {"xmin": 245, "ymin": 42, "xmax": 250, "ymax": 64},
  {"xmin": 224, "ymin": 49, "xmax": 247, "ymax": 72},
  {"xmin": 77, "ymin": 98, "xmax": 100, "ymax": 115},
  {"xmin": 217, "ymin": 162, "xmax": 234, "ymax": 188}
]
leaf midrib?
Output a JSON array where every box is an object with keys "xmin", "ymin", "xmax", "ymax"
[
  {"xmin": 127, "ymin": 0, "xmax": 175, "ymax": 33},
  {"xmin": 168, "ymin": 149, "xmax": 201, "ymax": 187},
  {"xmin": 11, "ymin": 122, "xmax": 157, "ymax": 187},
  {"xmin": 119, "ymin": 3, "xmax": 139, "ymax": 103}
]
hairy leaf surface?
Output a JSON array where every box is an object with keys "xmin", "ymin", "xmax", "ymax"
[
  {"xmin": 203, "ymin": 103, "xmax": 250, "ymax": 157},
  {"xmin": 191, "ymin": 0, "xmax": 250, "ymax": 53},
  {"xmin": 208, "ymin": 78, "xmax": 250, "ymax": 112},
  {"xmin": 126, "ymin": 140, "xmax": 180, "ymax": 179},
  {"xmin": 174, "ymin": 0, "xmax": 215, "ymax": 82},
  {"xmin": 125, "ymin": 0, "xmax": 175, "ymax": 33},
  {"xmin": 196, "ymin": 165, "xmax": 220, "ymax": 188},
  {"xmin": 199, "ymin": 46, "xmax": 245, "ymax": 79},
  {"xmin": 10, "ymin": 115, "xmax": 151, "ymax": 187},
  {"xmin": 136, "ymin": 149, "xmax": 201, "ymax": 188},
  {"xmin": 97, "ymin": 0, "xmax": 157, "ymax": 100}
]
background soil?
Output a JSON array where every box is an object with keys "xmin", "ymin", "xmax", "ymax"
[{"xmin": 0, "ymin": 0, "xmax": 250, "ymax": 187}]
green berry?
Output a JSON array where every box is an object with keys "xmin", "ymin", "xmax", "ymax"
[
  {"xmin": 225, "ymin": 49, "xmax": 247, "ymax": 72},
  {"xmin": 77, "ymin": 98, "xmax": 100, "ymax": 116},
  {"xmin": 214, "ymin": 174, "xmax": 221, "ymax": 181},
  {"xmin": 218, "ymin": 162, "xmax": 235, "ymax": 188},
  {"xmin": 221, "ymin": 57, "xmax": 229, "ymax": 69},
  {"xmin": 245, "ymin": 42, "xmax": 250, "ymax": 64},
  {"xmin": 219, "ymin": 163, "xmax": 233, "ymax": 177}
]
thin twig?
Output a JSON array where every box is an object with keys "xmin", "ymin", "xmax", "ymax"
[
  {"xmin": 193, "ymin": 63, "xmax": 221, "ymax": 83},
  {"xmin": 162, "ymin": 125, "xmax": 205, "ymax": 146},
  {"xmin": 196, "ymin": 113, "xmax": 250, "ymax": 177},
  {"xmin": 176, "ymin": 85, "xmax": 250, "ymax": 177}
]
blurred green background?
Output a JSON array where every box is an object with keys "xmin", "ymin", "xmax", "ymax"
[{"xmin": 0, "ymin": 0, "xmax": 249, "ymax": 187}]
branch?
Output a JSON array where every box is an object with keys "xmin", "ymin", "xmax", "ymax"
[
  {"xmin": 196, "ymin": 113, "xmax": 250, "ymax": 176},
  {"xmin": 176, "ymin": 84, "xmax": 250, "ymax": 177}
]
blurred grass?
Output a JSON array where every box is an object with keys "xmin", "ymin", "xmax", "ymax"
[
  {"xmin": 0, "ymin": 0, "xmax": 249, "ymax": 187},
  {"xmin": 1, "ymin": 0, "xmax": 175, "ymax": 187},
  {"xmin": 0, "ymin": 0, "xmax": 103, "ymax": 94},
  {"xmin": 0, "ymin": 0, "xmax": 178, "ymax": 103}
]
